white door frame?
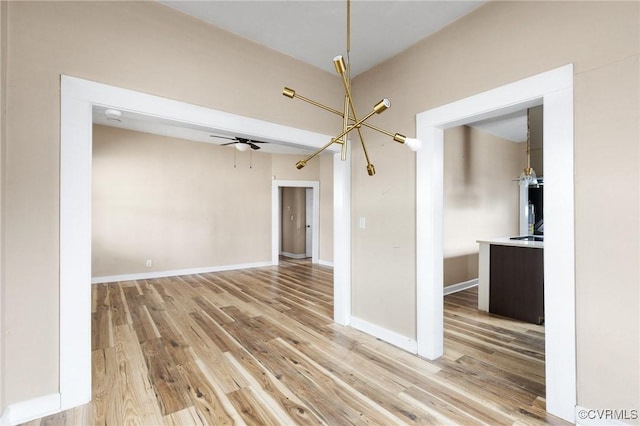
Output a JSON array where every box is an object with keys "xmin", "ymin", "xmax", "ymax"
[
  {"xmin": 271, "ymin": 180, "xmax": 319, "ymax": 264},
  {"xmin": 305, "ymin": 188, "xmax": 313, "ymax": 258},
  {"xmin": 415, "ymin": 64, "xmax": 576, "ymax": 422},
  {"xmin": 60, "ymin": 76, "xmax": 351, "ymax": 412}
]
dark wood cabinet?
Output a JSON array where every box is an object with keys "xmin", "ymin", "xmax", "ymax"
[{"xmin": 489, "ymin": 245, "xmax": 544, "ymax": 325}]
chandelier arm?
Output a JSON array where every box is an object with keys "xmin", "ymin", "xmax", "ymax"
[
  {"xmin": 336, "ymin": 67, "xmax": 376, "ymax": 173},
  {"xmin": 296, "ymin": 138, "xmax": 345, "ymax": 169},
  {"xmin": 359, "ymin": 122, "xmax": 394, "ymax": 139},
  {"xmin": 338, "ymin": 73, "xmax": 361, "ymax": 127},
  {"xmin": 347, "ymin": 0, "xmax": 350, "ymax": 54},
  {"xmin": 354, "ymin": 125, "xmax": 374, "ymax": 168},
  {"xmin": 284, "ymin": 88, "xmax": 403, "ymax": 140},
  {"xmin": 331, "ymin": 108, "xmax": 379, "ymax": 143},
  {"xmin": 341, "ymin": 95, "xmax": 349, "ymax": 161},
  {"xmin": 286, "ymin": 91, "xmax": 344, "ymax": 116}
]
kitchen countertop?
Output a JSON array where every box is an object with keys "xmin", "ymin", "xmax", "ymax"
[{"xmin": 476, "ymin": 237, "xmax": 544, "ymax": 249}]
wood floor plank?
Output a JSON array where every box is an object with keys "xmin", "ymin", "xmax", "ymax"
[
  {"xmin": 398, "ymin": 386, "xmax": 485, "ymax": 426},
  {"xmin": 24, "ymin": 261, "xmax": 571, "ymax": 426},
  {"xmin": 188, "ymin": 311, "xmax": 238, "ymax": 354},
  {"xmin": 271, "ymin": 337, "xmax": 409, "ymax": 426},
  {"xmin": 226, "ymin": 387, "xmax": 285, "ymax": 426},
  {"xmin": 224, "ymin": 349, "xmax": 325, "ymax": 426},
  {"xmin": 91, "ymin": 285, "xmax": 113, "ymax": 350},
  {"xmin": 174, "ymin": 348, "xmax": 236, "ymax": 425},
  {"xmin": 140, "ymin": 337, "xmax": 191, "ymax": 415},
  {"xmin": 193, "ymin": 295, "xmax": 236, "ymax": 325},
  {"xmin": 108, "ymin": 283, "xmax": 129, "ymax": 326},
  {"xmin": 112, "ymin": 324, "xmax": 165, "ymax": 425},
  {"xmin": 91, "ymin": 347, "xmax": 125, "ymax": 425},
  {"xmin": 162, "ymin": 406, "xmax": 208, "ymax": 426}
]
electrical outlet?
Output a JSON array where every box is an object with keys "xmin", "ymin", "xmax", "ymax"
[{"xmin": 145, "ymin": 259, "xmax": 152, "ymax": 267}]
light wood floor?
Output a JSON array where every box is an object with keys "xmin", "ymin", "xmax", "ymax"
[{"xmin": 24, "ymin": 259, "xmax": 569, "ymax": 425}]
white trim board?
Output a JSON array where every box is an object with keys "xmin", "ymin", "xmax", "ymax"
[
  {"xmin": 91, "ymin": 261, "xmax": 272, "ymax": 284},
  {"xmin": 332, "ymin": 152, "xmax": 351, "ymax": 325},
  {"xmin": 350, "ymin": 316, "xmax": 418, "ymax": 354},
  {"xmin": 415, "ymin": 64, "xmax": 576, "ymax": 422},
  {"xmin": 279, "ymin": 252, "xmax": 308, "ymax": 260},
  {"xmin": 0, "ymin": 393, "xmax": 60, "ymax": 426},
  {"xmin": 443, "ymin": 279, "xmax": 478, "ymax": 296},
  {"xmin": 60, "ymin": 75, "xmax": 351, "ymax": 414}
]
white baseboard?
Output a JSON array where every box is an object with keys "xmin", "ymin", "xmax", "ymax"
[
  {"xmin": 443, "ymin": 278, "xmax": 478, "ymax": 296},
  {"xmin": 318, "ymin": 259, "xmax": 334, "ymax": 267},
  {"xmin": 279, "ymin": 251, "xmax": 308, "ymax": 259},
  {"xmin": 350, "ymin": 316, "xmax": 418, "ymax": 354},
  {"xmin": 0, "ymin": 393, "xmax": 60, "ymax": 426},
  {"xmin": 91, "ymin": 261, "xmax": 272, "ymax": 284},
  {"xmin": 575, "ymin": 406, "xmax": 637, "ymax": 425}
]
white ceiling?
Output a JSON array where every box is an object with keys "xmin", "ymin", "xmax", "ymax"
[
  {"xmin": 159, "ymin": 0, "xmax": 484, "ymax": 77},
  {"xmin": 94, "ymin": 0, "xmax": 526, "ymax": 151},
  {"xmin": 468, "ymin": 110, "xmax": 527, "ymax": 142}
]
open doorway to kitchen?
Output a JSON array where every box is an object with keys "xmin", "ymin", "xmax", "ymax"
[
  {"xmin": 415, "ymin": 64, "xmax": 575, "ymax": 422},
  {"xmin": 441, "ymin": 113, "xmax": 546, "ymax": 418}
]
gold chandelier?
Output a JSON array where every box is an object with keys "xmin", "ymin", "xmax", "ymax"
[{"xmin": 282, "ymin": 0, "xmax": 421, "ymax": 176}]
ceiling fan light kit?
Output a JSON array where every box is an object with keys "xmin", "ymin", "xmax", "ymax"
[{"xmin": 282, "ymin": 0, "xmax": 422, "ymax": 176}]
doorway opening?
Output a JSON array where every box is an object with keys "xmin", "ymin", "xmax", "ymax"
[
  {"xmin": 59, "ymin": 76, "xmax": 351, "ymax": 411},
  {"xmin": 271, "ymin": 181, "xmax": 320, "ymax": 265},
  {"xmin": 415, "ymin": 64, "xmax": 575, "ymax": 422}
]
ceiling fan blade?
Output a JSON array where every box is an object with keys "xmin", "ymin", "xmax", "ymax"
[
  {"xmin": 212, "ymin": 136, "xmax": 267, "ymax": 149},
  {"xmin": 209, "ymin": 134, "xmax": 237, "ymax": 141},
  {"xmin": 237, "ymin": 137, "xmax": 268, "ymax": 145}
]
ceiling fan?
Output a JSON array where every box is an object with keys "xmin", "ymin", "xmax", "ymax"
[{"xmin": 209, "ymin": 135, "xmax": 268, "ymax": 151}]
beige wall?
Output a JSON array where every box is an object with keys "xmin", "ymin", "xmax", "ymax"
[
  {"xmin": 271, "ymin": 153, "xmax": 321, "ymax": 181},
  {"xmin": 0, "ymin": 0, "xmax": 6, "ymax": 412},
  {"xmin": 529, "ymin": 106, "xmax": 544, "ymax": 176},
  {"xmin": 352, "ymin": 0, "xmax": 638, "ymax": 413},
  {"xmin": 92, "ymin": 125, "xmax": 282, "ymax": 277},
  {"xmin": 2, "ymin": 0, "xmax": 342, "ymax": 408},
  {"xmin": 280, "ymin": 187, "xmax": 307, "ymax": 256},
  {"xmin": 443, "ymin": 126, "xmax": 523, "ymax": 286}
]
